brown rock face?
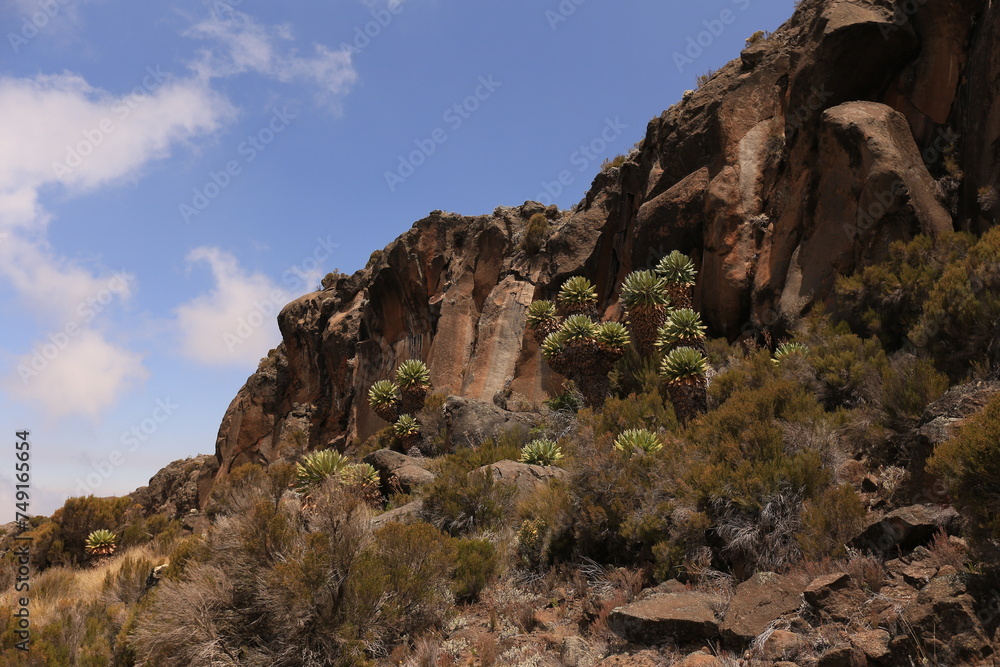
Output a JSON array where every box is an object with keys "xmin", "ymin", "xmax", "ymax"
[
  {"xmin": 720, "ymin": 572, "xmax": 805, "ymax": 644},
  {"xmin": 207, "ymin": 0, "xmax": 1000, "ymax": 486},
  {"xmin": 608, "ymin": 591, "xmax": 721, "ymax": 644},
  {"xmin": 130, "ymin": 454, "xmax": 218, "ymax": 519}
]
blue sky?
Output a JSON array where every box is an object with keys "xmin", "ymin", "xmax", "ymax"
[{"xmin": 0, "ymin": 0, "xmax": 795, "ymax": 515}]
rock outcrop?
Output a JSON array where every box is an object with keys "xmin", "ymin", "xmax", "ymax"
[
  {"xmin": 207, "ymin": 0, "xmax": 1000, "ymax": 486},
  {"xmin": 130, "ymin": 454, "xmax": 218, "ymax": 519}
]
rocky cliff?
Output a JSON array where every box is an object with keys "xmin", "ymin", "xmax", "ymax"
[{"xmin": 210, "ymin": 0, "xmax": 1000, "ymax": 481}]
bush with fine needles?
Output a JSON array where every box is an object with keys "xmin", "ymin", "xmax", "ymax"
[
  {"xmin": 519, "ymin": 439, "xmax": 564, "ymax": 466},
  {"xmin": 342, "ymin": 463, "xmax": 380, "ymax": 494},
  {"xmin": 613, "ymin": 429, "xmax": 664, "ymax": 456}
]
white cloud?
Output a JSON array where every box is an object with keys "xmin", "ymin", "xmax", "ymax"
[
  {"xmin": 174, "ymin": 247, "xmax": 311, "ymax": 367},
  {"xmin": 0, "ymin": 71, "xmax": 235, "ymax": 418},
  {"xmin": 186, "ymin": 9, "xmax": 357, "ymax": 110},
  {"xmin": 4, "ymin": 329, "xmax": 148, "ymax": 419},
  {"xmin": 0, "ymin": 73, "xmax": 235, "ymax": 194}
]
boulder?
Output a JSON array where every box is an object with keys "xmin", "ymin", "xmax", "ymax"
[
  {"xmin": 371, "ymin": 499, "xmax": 424, "ymax": 528},
  {"xmin": 674, "ymin": 652, "xmax": 722, "ymax": 667},
  {"xmin": 608, "ymin": 591, "xmax": 720, "ymax": 643},
  {"xmin": 720, "ymin": 572, "xmax": 805, "ymax": 644},
  {"xmin": 473, "ymin": 460, "xmax": 567, "ymax": 495},
  {"xmin": 851, "ymin": 629, "xmax": 891, "ymax": 664},
  {"xmin": 593, "ymin": 652, "xmax": 667, "ymax": 667},
  {"xmin": 444, "ymin": 396, "xmax": 534, "ymax": 447},
  {"xmin": 759, "ymin": 630, "xmax": 809, "ymax": 662},
  {"xmin": 816, "ymin": 645, "xmax": 864, "ymax": 667},
  {"xmin": 803, "ymin": 573, "xmax": 867, "ymax": 623},
  {"xmin": 362, "ymin": 449, "xmax": 435, "ymax": 493},
  {"xmin": 851, "ymin": 504, "xmax": 960, "ymax": 554}
]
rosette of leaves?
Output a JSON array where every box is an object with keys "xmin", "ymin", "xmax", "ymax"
[
  {"xmin": 294, "ymin": 449, "xmax": 349, "ymax": 493},
  {"xmin": 772, "ymin": 341, "xmax": 809, "ymax": 365},
  {"xmin": 519, "ymin": 438, "xmax": 564, "ymax": 466},
  {"xmin": 368, "ymin": 380, "xmax": 401, "ymax": 423},
  {"xmin": 527, "ymin": 300, "xmax": 561, "ymax": 341},
  {"xmin": 660, "ymin": 346, "xmax": 709, "ymax": 424},
  {"xmin": 393, "ymin": 414, "xmax": 422, "ymax": 450},
  {"xmin": 558, "ymin": 315, "xmax": 600, "ymax": 369},
  {"xmin": 655, "ymin": 251, "xmax": 697, "ymax": 309},
  {"xmin": 656, "ymin": 308, "xmax": 707, "ymax": 354},
  {"xmin": 595, "ymin": 321, "xmax": 631, "ymax": 362},
  {"xmin": 613, "ymin": 429, "xmax": 664, "ymax": 456},
  {"xmin": 620, "ymin": 270, "xmax": 671, "ymax": 356},
  {"xmin": 556, "ymin": 276, "xmax": 598, "ymax": 317},
  {"xmin": 540, "ymin": 330, "xmax": 572, "ymax": 377},
  {"xmin": 396, "ymin": 359, "xmax": 431, "ymax": 414},
  {"xmin": 85, "ymin": 529, "xmax": 117, "ymax": 557}
]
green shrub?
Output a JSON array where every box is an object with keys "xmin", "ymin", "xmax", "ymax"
[
  {"xmin": 877, "ymin": 353, "xmax": 948, "ymax": 431},
  {"xmin": 797, "ymin": 484, "xmax": 867, "ymax": 561},
  {"xmin": 684, "ymin": 357, "xmax": 830, "ymax": 511},
  {"xmin": 578, "ymin": 390, "xmax": 676, "ymax": 438},
  {"xmin": 37, "ymin": 495, "xmax": 133, "ymax": 566},
  {"xmin": 515, "ymin": 480, "xmax": 574, "ymax": 568},
  {"xmin": 928, "ymin": 394, "xmax": 1000, "ymax": 563},
  {"xmin": 797, "ymin": 314, "xmax": 889, "ymax": 410},
  {"xmin": 601, "ymin": 154, "xmax": 627, "ymax": 172},
  {"xmin": 835, "ymin": 229, "xmax": 1000, "ymax": 377},
  {"xmin": 522, "ymin": 213, "xmax": 550, "ymax": 254},
  {"xmin": 347, "ymin": 522, "xmax": 457, "ymax": 645},
  {"xmin": 452, "ymin": 538, "xmax": 501, "ymax": 602},
  {"xmin": 421, "ymin": 466, "xmax": 517, "ymax": 537}
]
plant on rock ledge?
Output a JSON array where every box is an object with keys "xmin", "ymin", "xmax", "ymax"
[
  {"xmin": 540, "ymin": 315, "xmax": 630, "ymax": 408},
  {"xmin": 393, "ymin": 414, "xmax": 422, "ymax": 452}
]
